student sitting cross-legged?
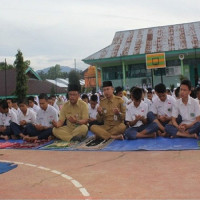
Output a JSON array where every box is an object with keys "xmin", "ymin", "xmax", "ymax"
[
  {"xmin": 147, "ymin": 83, "xmax": 176, "ymax": 136},
  {"xmin": 0, "ymin": 100, "xmax": 18, "ymax": 140},
  {"xmin": 88, "ymin": 94, "xmax": 103, "ymax": 129},
  {"xmin": 165, "ymin": 80, "xmax": 200, "ymax": 139},
  {"xmin": 10, "ymin": 99, "xmax": 36, "ymax": 139},
  {"xmin": 24, "ymin": 93, "xmax": 58, "ymax": 142},
  {"xmin": 124, "ymin": 87, "xmax": 158, "ymax": 140}
]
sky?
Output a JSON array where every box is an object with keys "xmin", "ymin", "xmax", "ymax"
[{"xmin": 0, "ymin": 0, "xmax": 200, "ymax": 71}]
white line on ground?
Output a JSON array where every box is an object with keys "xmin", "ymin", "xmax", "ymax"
[
  {"xmin": 0, "ymin": 159, "xmax": 90, "ymax": 198},
  {"xmin": 71, "ymin": 179, "xmax": 83, "ymax": 188},
  {"xmin": 51, "ymin": 169, "xmax": 62, "ymax": 174},
  {"xmin": 25, "ymin": 163, "xmax": 37, "ymax": 167},
  {"xmin": 37, "ymin": 166, "xmax": 50, "ymax": 171},
  {"xmin": 79, "ymin": 187, "xmax": 90, "ymax": 196},
  {"xmin": 61, "ymin": 174, "xmax": 73, "ymax": 180}
]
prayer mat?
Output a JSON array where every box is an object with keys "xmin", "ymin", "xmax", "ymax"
[
  {"xmin": 0, "ymin": 162, "xmax": 18, "ymax": 174},
  {"xmin": 40, "ymin": 140, "xmax": 80, "ymax": 150},
  {"xmin": 76, "ymin": 136, "xmax": 114, "ymax": 150},
  {"xmin": 0, "ymin": 142, "xmax": 18, "ymax": 149},
  {"xmin": 10, "ymin": 140, "xmax": 52, "ymax": 149}
]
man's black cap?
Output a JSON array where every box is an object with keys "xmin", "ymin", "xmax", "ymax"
[
  {"xmin": 102, "ymin": 81, "xmax": 113, "ymax": 88},
  {"xmin": 68, "ymin": 84, "xmax": 80, "ymax": 92}
]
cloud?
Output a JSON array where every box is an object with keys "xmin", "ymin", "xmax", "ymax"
[{"xmin": 0, "ymin": 0, "xmax": 200, "ymax": 71}]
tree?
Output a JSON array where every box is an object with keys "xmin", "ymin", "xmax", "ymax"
[
  {"xmin": 38, "ymin": 70, "xmax": 47, "ymax": 80},
  {"xmin": 14, "ymin": 50, "xmax": 28, "ymax": 99},
  {"xmin": 50, "ymin": 85, "xmax": 55, "ymax": 96},
  {"xmin": 0, "ymin": 62, "xmax": 14, "ymax": 70},
  {"xmin": 68, "ymin": 70, "xmax": 81, "ymax": 88}
]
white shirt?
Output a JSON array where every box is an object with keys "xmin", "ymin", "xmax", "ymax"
[
  {"xmin": 150, "ymin": 95, "xmax": 176, "ymax": 117},
  {"xmin": 172, "ymin": 96, "xmax": 200, "ymax": 124},
  {"xmin": 126, "ymin": 101, "xmax": 148, "ymax": 127},
  {"xmin": 30, "ymin": 104, "xmax": 40, "ymax": 114},
  {"xmin": 12, "ymin": 107, "xmax": 21, "ymax": 116},
  {"xmin": 143, "ymin": 98, "xmax": 152, "ymax": 112},
  {"xmin": 36, "ymin": 105, "xmax": 58, "ymax": 127},
  {"xmin": 89, "ymin": 104, "xmax": 98, "ymax": 119},
  {"xmin": 18, "ymin": 108, "xmax": 36, "ymax": 124},
  {"xmin": 0, "ymin": 109, "xmax": 18, "ymax": 126},
  {"xmin": 53, "ymin": 101, "xmax": 60, "ymax": 112},
  {"xmin": 195, "ymin": 98, "xmax": 200, "ymax": 105},
  {"xmin": 122, "ymin": 96, "xmax": 129, "ymax": 105}
]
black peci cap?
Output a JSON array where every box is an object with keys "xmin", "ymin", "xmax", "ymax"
[
  {"xmin": 103, "ymin": 81, "xmax": 113, "ymax": 88},
  {"xmin": 68, "ymin": 84, "xmax": 80, "ymax": 92}
]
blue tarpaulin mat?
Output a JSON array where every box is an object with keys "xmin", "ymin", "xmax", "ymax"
[
  {"xmin": 0, "ymin": 162, "xmax": 18, "ymax": 174},
  {"xmin": 0, "ymin": 131, "xmax": 199, "ymax": 151},
  {"xmin": 39, "ymin": 131, "xmax": 200, "ymax": 151},
  {"xmin": 103, "ymin": 137, "xmax": 200, "ymax": 151}
]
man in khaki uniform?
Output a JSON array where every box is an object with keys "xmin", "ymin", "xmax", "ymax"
[
  {"xmin": 90, "ymin": 81, "xmax": 126, "ymax": 140},
  {"xmin": 52, "ymin": 84, "xmax": 88, "ymax": 141}
]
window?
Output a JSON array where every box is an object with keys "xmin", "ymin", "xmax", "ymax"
[
  {"xmin": 102, "ymin": 66, "xmax": 122, "ymax": 80},
  {"xmin": 128, "ymin": 63, "xmax": 151, "ymax": 78}
]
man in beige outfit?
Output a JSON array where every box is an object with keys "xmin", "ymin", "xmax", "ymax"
[
  {"xmin": 90, "ymin": 81, "xmax": 126, "ymax": 140},
  {"xmin": 52, "ymin": 84, "xmax": 88, "ymax": 141}
]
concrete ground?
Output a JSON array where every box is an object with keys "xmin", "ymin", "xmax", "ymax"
[{"xmin": 0, "ymin": 149, "xmax": 200, "ymax": 199}]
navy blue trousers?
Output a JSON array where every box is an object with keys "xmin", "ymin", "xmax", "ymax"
[
  {"xmin": 25, "ymin": 124, "xmax": 53, "ymax": 140},
  {"xmin": 10, "ymin": 122, "xmax": 28, "ymax": 137},
  {"xmin": 0, "ymin": 126, "xmax": 12, "ymax": 136},
  {"xmin": 124, "ymin": 122, "xmax": 158, "ymax": 140},
  {"xmin": 165, "ymin": 121, "xmax": 200, "ymax": 137}
]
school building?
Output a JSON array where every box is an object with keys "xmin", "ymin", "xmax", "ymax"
[
  {"xmin": 0, "ymin": 67, "xmax": 66, "ymax": 99},
  {"xmin": 83, "ymin": 21, "xmax": 200, "ymax": 90}
]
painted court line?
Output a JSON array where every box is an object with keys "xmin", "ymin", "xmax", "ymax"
[
  {"xmin": 38, "ymin": 166, "xmax": 50, "ymax": 171},
  {"xmin": 0, "ymin": 159, "xmax": 90, "ymax": 198},
  {"xmin": 51, "ymin": 169, "xmax": 62, "ymax": 174},
  {"xmin": 71, "ymin": 179, "xmax": 83, "ymax": 188},
  {"xmin": 61, "ymin": 173, "xmax": 73, "ymax": 180}
]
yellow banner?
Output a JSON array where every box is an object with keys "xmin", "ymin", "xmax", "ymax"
[{"xmin": 146, "ymin": 53, "xmax": 166, "ymax": 69}]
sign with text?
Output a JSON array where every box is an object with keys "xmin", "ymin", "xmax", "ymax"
[{"xmin": 146, "ymin": 53, "xmax": 166, "ymax": 69}]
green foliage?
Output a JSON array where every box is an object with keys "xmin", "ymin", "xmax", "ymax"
[
  {"xmin": 68, "ymin": 70, "xmax": 81, "ymax": 88},
  {"xmin": 38, "ymin": 64, "xmax": 69, "ymax": 80},
  {"xmin": 14, "ymin": 50, "xmax": 28, "ymax": 99},
  {"xmin": 50, "ymin": 85, "xmax": 55, "ymax": 96},
  {"xmin": 0, "ymin": 62, "xmax": 14, "ymax": 70}
]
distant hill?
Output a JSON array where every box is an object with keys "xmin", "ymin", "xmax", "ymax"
[{"xmin": 36, "ymin": 66, "xmax": 73, "ymax": 74}]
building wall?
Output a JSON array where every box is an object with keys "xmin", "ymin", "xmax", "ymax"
[{"xmin": 101, "ymin": 58, "xmax": 200, "ymax": 89}]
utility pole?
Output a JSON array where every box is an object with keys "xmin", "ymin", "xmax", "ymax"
[
  {"xmin": 74, "ymin": 59, "xmax": 76, "ymax": 71},
  {"xmin": 5, "ymin": 59, "xmax": 7, "ymax": 98}
]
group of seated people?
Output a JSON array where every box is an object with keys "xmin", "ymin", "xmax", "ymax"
[{"xmin": 0, "ymin": 79, "xmax": 200, "ymax": 142}]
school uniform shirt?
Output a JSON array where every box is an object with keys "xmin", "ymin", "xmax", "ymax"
[
  {"xmin": 195, "ymin": 98, "xmax": 200, "ymax": 105},
  {"xmin": 122, "ymin": 96, "xmax": 129, "ymax": 105},
  {"xmin": 150, "ymin": 95, "xmax": 176, "ymax": 117},
  {"xmin": 89, "ymin": 104, "xmax": 98, "ymax": 119},
  {"xmin": 126, "ymin": 101, "xmax": 148, "ymax": 127},
  {"xmin": 0, "ymin": 109, "xmax": 18, "ymax": 126},
  {"xmin": 36, "ymin": 105, "xmax": 58, "ymax": 127},
  {"xmin": 172, "ymin": 96, "xmax": 200, "ymax": 124},
  {"xmin": 143, "ymin": 98, "xmax": 152, "ymax": 112},
  {"xmin": 12, "ymin": 107, "xmax": 21, "ymax": 116},
  {"xmin": 18, "ymin": 108, "xmax": 36, "ymax": 124},
  {"xmin": 30, "ymin": 104, "xmax": 40, "ymax": 114},
  {"xmin": 53, "ymin": 101, "xmax": 60, "ymax": 112}
]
